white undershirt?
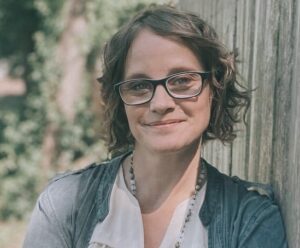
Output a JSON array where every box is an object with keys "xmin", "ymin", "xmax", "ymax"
[{"xmin": 88, "ymin": 166, "xmax": 208, "ymax": 248}]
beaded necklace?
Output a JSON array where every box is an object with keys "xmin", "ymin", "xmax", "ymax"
[{"xmin": 128, "ymin": 152, "xmax": 207, "ymax": 248}]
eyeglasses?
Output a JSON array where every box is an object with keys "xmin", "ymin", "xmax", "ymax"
[{"xmin": 114, "ymin": 71, "xmax": 211, "ymax": 105}]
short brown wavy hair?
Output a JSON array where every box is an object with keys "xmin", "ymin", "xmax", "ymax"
[{"xmin": 98, "ymin": 4, "xmax": 250, "ymax": 155}]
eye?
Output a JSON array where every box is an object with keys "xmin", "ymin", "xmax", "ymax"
[
  {"xmin": 169, "ymin": 74, "xmax": 197, "ymax": 86},
  {"xmin": 175, "ymin": 76, "xmax": 191, "ymax": 84},
  {"xmin": 120, "ymin": 80, "xmax": 153, "ymax": 97},
  {"xmin": 127, "ymin": 81, "xmax": 152, "ymax": 91}
]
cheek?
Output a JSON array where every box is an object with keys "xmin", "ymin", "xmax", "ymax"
[
  {"xmin": 193, "ymin": 104, "xmax": 211, "ymax": 123},
  {"xmin": 124, "ymin": 106, "xmax": 142, "ymax": 134},
  {"xmin": 192, "ymin": 88, "xmax": 212, "ymax": 112},
  {"xmin": 189, "ymin": 94, "xmax": 212, "ymax": 128},
  {"xmin": 124, "ymin": 108, "xmax": 134, "ymax": 128}
]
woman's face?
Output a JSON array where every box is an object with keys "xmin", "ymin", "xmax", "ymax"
[{"xmin": 123, "ymin": 28, "xmax": 212, "ymax": 153}]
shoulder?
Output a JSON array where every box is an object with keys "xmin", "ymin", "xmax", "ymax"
[
  {"xmin": 47, "ymin": 161, "xmax": 108, "ymax": 194},
  {"xmin": 203, "ymin": 159, "xmax": 287, "ymax": 247},
  {"xmin": 219, "ymin": 171, "xmax": 279, "ymax": 221},
  {"xmin": 204, "ymin": 159, "xmax": 275, "ymax": 203},
  {"xmin": 206, "ymin": 160, "xmax": 279, "ymax": 219},
  {"xmin": 24, "ymin": 156, "xmax": 125, "ymax": 248},
  {"xmin": 38, "ymin": 154, "xmax": 125, "ymax": 220},
  {"xmin": 38, "ymin": 162, "xmax": 106, "ymax": 221},
  {"xmin": 228, "ymin": 177, "xmax": 287, "ymax": 247}
]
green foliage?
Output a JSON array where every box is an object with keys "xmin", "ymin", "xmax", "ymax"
[
  {"xmin": 0, "ymin": 0, "xmax": 166, "ymax": 220},
  {"xmin": 0, "ymin": 110, "xmax": 43, "ymax": 219},
  {"xmin": 0, "ymin": 0, "xmax": 39, "ymax": 75}
]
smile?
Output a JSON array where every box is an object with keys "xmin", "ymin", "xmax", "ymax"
[{"xmin": 145, "ymin": 120, "xmax": 184, "ymax": 126}]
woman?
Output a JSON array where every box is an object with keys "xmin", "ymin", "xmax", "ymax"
[{"xmin": 24, "ymin": 5, "xmax": 287, "ymax": 248}]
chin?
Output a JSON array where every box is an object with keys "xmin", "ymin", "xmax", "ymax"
[{"xmin": 144, "ymin": 139, "xmax": 200, "ymax": 154}]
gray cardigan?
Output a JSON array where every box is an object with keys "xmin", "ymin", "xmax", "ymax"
[{"xmin": 23, "ymin": 153, "xmax": 288, "ymax": 247}]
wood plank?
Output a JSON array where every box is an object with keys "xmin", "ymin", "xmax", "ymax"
[
  {"xmin": 274, "ymin": 0, "xmax": 300, "ymax": 246},
  {"xmin": 177, "ymin": 0, "xmax": 299, "ymax": 246},
  {"xmin": 287, "ymin": 0, "xmax": 300, "ymax": 243},
  {"xmin": 231, "ymin": 0, "xmax": 255, "ymax": 180}
]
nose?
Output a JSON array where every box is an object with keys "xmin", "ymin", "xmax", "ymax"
[{"xmin": 149, "ymin": 85, "xmax": 176, "ymax": 114}]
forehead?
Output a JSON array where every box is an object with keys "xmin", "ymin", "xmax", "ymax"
[{"xmin": 124, "ymin": 28, "xmax": 203, "ymax": 79}]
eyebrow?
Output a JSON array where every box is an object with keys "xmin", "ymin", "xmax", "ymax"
[{"xmin": 124, "ymin": 66, "xmax": 201, "ymax": 80}]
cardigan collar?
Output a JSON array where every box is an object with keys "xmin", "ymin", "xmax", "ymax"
[
  {"xmin": 198, "ymin": 159, "xmax": 222, "ymax": 226},
  {"xmin": 96, "ymin": 153, "xmax": 221, "ymax": 227}
]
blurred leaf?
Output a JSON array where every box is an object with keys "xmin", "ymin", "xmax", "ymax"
[{"xmin": 0, "ymin": 0, "xmax": 165, "ymax": 220}]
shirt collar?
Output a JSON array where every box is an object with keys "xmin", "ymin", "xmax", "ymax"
[
  {"xmin": 95, "ymin": 154, "xmax": 221, "ymax": 227},
  {"xmin": 199, "ymin": 158, "xmax": 222, "ymax": 226}
]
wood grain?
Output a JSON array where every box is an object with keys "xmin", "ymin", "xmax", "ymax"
[{"xmin": 178, "ymin": 0, "xmax": 299, "ymax": 246}]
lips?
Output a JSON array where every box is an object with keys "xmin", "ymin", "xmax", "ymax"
[{"xmin": 146, "ymin": 119, "xmax": 184, "ymax": 126}]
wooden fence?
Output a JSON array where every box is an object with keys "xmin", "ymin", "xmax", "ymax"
[{"xmin": 178, "ymin": 0, "xmax": 300, "ymax": 246}]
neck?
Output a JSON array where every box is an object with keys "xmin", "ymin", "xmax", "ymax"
[
  {"xmin": 135, "ymin": 143, "xmax": 201, "ymax": 180},
  {"xmin": 123, "ymin": 141, "xmax": 202, "ymax": 212}
]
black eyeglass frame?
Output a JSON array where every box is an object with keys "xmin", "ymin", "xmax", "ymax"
[{"xmin": 114, "ymin": 71, "xmax": 212, "ymax": 106}]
